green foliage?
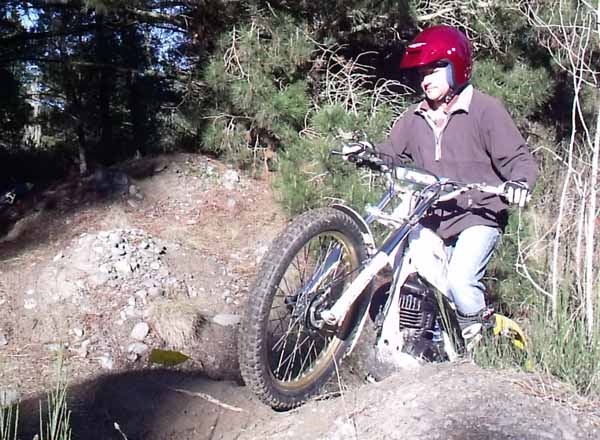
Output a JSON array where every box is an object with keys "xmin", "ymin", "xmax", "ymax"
[
  {"xmin": 40, "ymin": 350, "xmax": 71, "ymax": 440},
  {"xmin": 0, "ymin": 68, "xmax": 31, "ymax": 148},
  {"xmin": 528, "ymin": 305, "xmax": 600, "ymax": 398},
  {"xmin": 0, "ymin": 350, "xmax": 72, "ymax": 440},
  {"xmin": 472, "ymin": 58, "xmax": 554, "ymax": 123},
  {"xmin": 274, "ymin": 101, "xmax": 394, "ymax": 214},
  {"xmin": 200, "ymin": 14, "xmax": 313, "ymax": 170},
  {"xmin": 475, "ymin": 303, "xmax": 600, "ymax": 399}
]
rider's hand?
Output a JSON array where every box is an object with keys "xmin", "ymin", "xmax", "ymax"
[
  {"xmin": 502, "ymin": 180, "xmax": 530, "ymax": 207},
  {"xmin": 341, "ymin": 141, "xmax": 375, "ymax": 160}
]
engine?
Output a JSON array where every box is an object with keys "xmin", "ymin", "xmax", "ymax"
[{"xmin": 398, "ymin": 275, "xmax": 438, "ymax": 335}]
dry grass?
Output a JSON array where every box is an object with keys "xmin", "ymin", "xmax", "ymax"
[{"xmin": 148, "ymin": 300, "xmax": 206, "ymax": 349}]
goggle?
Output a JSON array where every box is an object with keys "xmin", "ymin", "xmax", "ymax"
[{"xmin": 417, "ymin": 61, "xmax": 449, "ymax": 77}]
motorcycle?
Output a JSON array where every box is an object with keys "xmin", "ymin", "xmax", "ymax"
[{"xmin": 238, "ymin": 143, "xmax": 528, "ymax": 409}]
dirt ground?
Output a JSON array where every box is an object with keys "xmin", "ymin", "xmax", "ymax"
[{"xmin": 1, "ymin": 152, "xmax": 599, "ymax": 439}]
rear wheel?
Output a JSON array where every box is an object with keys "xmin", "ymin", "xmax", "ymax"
[{"xmin": 239, "ymin": 208, "xmax": 369, "ymax": 409}]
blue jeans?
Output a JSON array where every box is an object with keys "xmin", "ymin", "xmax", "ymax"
[{"xmin": 445, "ymin": 225, "xmax": 501, "ymax": 315}]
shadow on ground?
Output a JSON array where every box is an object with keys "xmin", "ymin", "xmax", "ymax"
[{"xmin": 17, "ymin": 369, "xmax": 269, "ymax": 440}]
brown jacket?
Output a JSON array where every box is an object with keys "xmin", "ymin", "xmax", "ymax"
[{"xmin": 377, "ymin": 86, "xmax": 537, "ymax": 241}]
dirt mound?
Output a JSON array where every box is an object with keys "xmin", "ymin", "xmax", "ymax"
[
  {"xmin": 240, "ymin": 363, "xmax": 599, "ymax": 440},
  {"xmin": 0, "ymin": 153, "xmax": 285, "ymax": 396}
]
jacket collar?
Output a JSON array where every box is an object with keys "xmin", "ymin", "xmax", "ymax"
[{"xmin": 415, "ymin": 84, "xmax": 474, "ymax": 115}]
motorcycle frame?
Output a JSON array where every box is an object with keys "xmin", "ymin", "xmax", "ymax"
[{"xmin": 319, "ymin": 165, "xmax": 502, "ymax": 358}]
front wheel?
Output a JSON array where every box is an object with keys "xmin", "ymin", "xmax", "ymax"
[{"xmin": 239, "ymin": 208, "xmax": 369, "ymax": 409}]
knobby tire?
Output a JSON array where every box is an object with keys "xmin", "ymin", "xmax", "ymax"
[{"xmin": 238, "ymin": 208, "xmax": 369, "ymax": 410}]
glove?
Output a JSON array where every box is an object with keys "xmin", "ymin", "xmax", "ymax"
[
  {"xmin": 502, "ymin": 180, "xmax": 530, "ymax": 207},
  {"xmin": 341, "ymin": 141, "xmax": 375, "ymax": 160}
]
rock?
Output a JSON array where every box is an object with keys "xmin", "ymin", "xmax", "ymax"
[
  {"xmin": 53, "ymin": 252, "xmax": 64, "ymax": 262},
  {"xmin": 88, "ymin": 272, "xmax": 110, "ymax": 287},
  {"xmin": 72, "ymin": 328, "xmax": 84, "ymax": 338},
  {"xmin": 125, "ymin": 307, "xmax": 143, "ymax": 319},
  {"xmin": 111, "ymin": 247, "xmax": 126, "ymax": 257},
  {"xmin": 114, "ymin": 259, "xmax": 132, "ymax": 274},
  {"xmin": 72, "ymin": 340, "xmax": 90, "ymax": 358},
  {"xmin": 130, "ymin": 322, "xmax": 150, "ymax": 341},
  {"xmin": 134, "ymin": 289, "xmax": 148, "ymax": 302},
  {"xmin": 226, "ymin": 198, "xmax": 237, "ymax": 211},
  {"xmin": 98, "ymin": 355, "xmax": 114, "ymax": 370},
  {"xmin": 255, "ymin": 244, "xmax": 269, "ymax": 263},
  {"xmin": 127, "ymin": 342, "xmax": 149, "ymax": 356},
  {"xmin": 24, "ymin": 298, "xmax": 37, "ymax": 310},
  {"xmin": 212, "ymin": 314, "xmax": 241, "ymax": 327},
  {"xmin": 147, "ymin": 286, "xmax": 162, "ymax": 298},
  {"xmin": 222, "ymin": 169, "xmax": 240, "ymax": 190},
  {"xmin": 45, "ymin": 343, "xmax": 65, "ymax": 352},
  {"xmin": 0, "ymin": 332, "xmax": 8, "ymax": 346}
]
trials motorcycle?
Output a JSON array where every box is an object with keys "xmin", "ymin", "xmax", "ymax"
[{"xmin": 238, "ymin": 143, "xmax": 527, "ymax": 410}]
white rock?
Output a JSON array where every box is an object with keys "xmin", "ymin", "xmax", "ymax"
[
  {"xmin": 25, "ymin": 288, "xmax": 35, "ymax": 296},
  {"xmin": 98, "ymin": 355, "xmax": 114, "ymax": 370},
  {"xmin": 53, "ymin": 252, "xmax": 64, "ymax": 262},
  {"xmin": 130, "ymin": 322, "xmax": 150, "ymax": 341},
  {"xmin": 46, "ymin": 343, "xmax": 65, "ymax": 352},
  {"xmin": 0, "ymin": 333, "xmax": 8, "ymax": 346},
  {"xmin": 72, "ymin": 340, "xmax": 90, "ymax": 358},
  {"xmin": 127, "ymin": 342, "xmax": 149, "ymax": 356},
  {"xmin": 111, "ymin": 247, "xmax": 126, "ymax": 257},
  {"xmin": 212, "ymin": 314, "xmax": 242, "ymax": 327},
  {"xmin": 134, "ymin": 290, "xmax": 147, "ymax": 301},
  {"xmin": 114, "ymin": 259, "xmax": 132, "ymax": 274},
  {"xmin": 88, "ymin": 272, "xmax": 110, "ymax": 287},
  {"xmin": 222, "ymin": 169, "xmax": 240, "ymax": 189},
  {"xmin": 72, "ymin": 328, "xmax": 84, "ymax": 338},
  {"xmin": 24, "ymin": 298, "xmax": 37, "ymax": 310},
  {"xmin": 125, "ymin": 307, "xmax": 143, "ymax": 318},
  {"xmin": 148, "ymin": 286, "xmax": 162, "ymax": 298}
]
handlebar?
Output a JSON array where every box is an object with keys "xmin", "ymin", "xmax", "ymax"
[{"xmin": 332, "ymin": 145, "xmax": 529, "ymax": 203}]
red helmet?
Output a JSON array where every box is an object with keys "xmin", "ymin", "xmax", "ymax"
[{"xmin": 400, "ymin": 25, "xmax": 472, "ymax": 89}]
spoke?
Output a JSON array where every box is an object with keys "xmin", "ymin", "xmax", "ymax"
[
  {"xmin": 268, "ymin": 309, "xmax": 290, "ymax": 335},
  {"xmin": 299, "ymin": 339, "xmax": 317, "ymax": 373},
  {"xmin": 272, "ymin": 314, "xmax": 303, "ymax": 353},
  {"xmin": 283, "ymin": 330, "xmax": 303, "ymax": 381},
  {"xmin": 280, "ymin": 332, "xmax": 314, "ymax": 381},
  {"xmin": 279, "ymin": 274, "xmax": 295, "ymax": 298},
  {"xmin": 274, "ymin": 314, "xmax": 299, "ymax": 377}
]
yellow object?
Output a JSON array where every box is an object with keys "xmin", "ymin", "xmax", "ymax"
[{"xmin": 493, "ymin": 314, "xmax": 527, "ymax": 350}]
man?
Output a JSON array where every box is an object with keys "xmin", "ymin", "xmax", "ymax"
[{"xmin": 376, "ymin": 25, "xmax": 537, "ymax": 333}]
